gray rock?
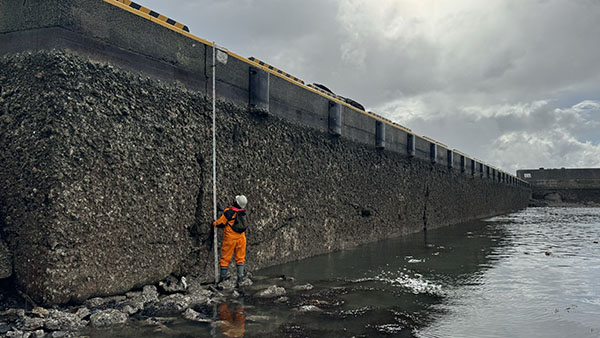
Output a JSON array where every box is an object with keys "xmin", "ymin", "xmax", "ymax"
[
  {"xmin": 1, "ymin": 308, "xmax": 25, "ymax": 320},
  {"xmin": 75, "ymin": 307, "xmax": 90, "ymax": 320},
  {"xmin": 206, "ymin": 290, "xmax": 226, "ymax": 305},
  {"xmin": 31, "ymin": 330, "xmax": 45, "ymax": 338},
  {"xmin": 292, "ymin": 284, "xmax": 314, "ymax": 291},
  {"xmin": 238, "ymin": 278, "xmax": 253, "ymax": 287},
  {"xmin": 275, "ymin": 296, "xmax": 289, "ymax": 303},
  {"xmin": 5, "ymin": 329, "xmax": 25, "ymax": 338},
  {"xmin": 158, "ymin": 294, "xmax": 191, "ymax": 313},
  {"xmin": 141, "ymin": 293, "xmax": 190, "ymax": 317},
  {"xmin": 84, "ymin": 297, "xmax": 106, "ymax": 308},
  {"xmin": 30, "ymin": 307, "xmax": 49, "ymax": 318},
  {"xmin": 44, "ymin": 310, "xmax": 87, "ymax": 331},
  {"xmin": 187, "ymin": 292, "xmax": 210, "ymax": 307},
  {"xmin": 11, "ymin": 329, "xmax": 50, "ymax": 338},
  {"xmin": 255, "ymin": 285, "xmax": 286, "ymax": 298},
  {"xmin": 183, "ymin": 308, "xmax": 211, "ymax": 323},
  {"xmin": 121, "ymin": 304, "xmax": 140, "ymax": 315},
  {"xmin": 217, "ymin": 278, "xmax": 237, "ymax": 291},
  {"xmin": 187, "ymin": 284, "xmax": 212, "ymax": 297},
  {"xmin": 159, "ymin": 275, "xmax": 188, "ymax": 293},
  {"xmin": 89, "ymin": 309, "xmax": 128, "ymax": 328},
  {"xmin": 130, "ymin": 298, "xmax": 146, "ymax": 310},
  {"xmin": 142, "ymin": 285, "xmax": 159, "ymax": 303},
  {"xmin": 0, "ymin": 322, "xmax": 12, "ymax": 334},
  {"xmin": 121, "ymin": 290, "xmax": 146, "ymax": 314},
  {"xmin": 297, "ymin": 305, "xmax": 323, "ymax": 313},
  {"xmin": 23, "ymin": 317, "xmax": 44, "ymax": 331},
  {"xmin": 185, "ymin": 279, "xmax": 210, "ymax": 295}
]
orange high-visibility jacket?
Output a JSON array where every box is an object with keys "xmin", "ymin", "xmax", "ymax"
[
  {"xmin": 214, "ymin": 206, "xmax": 247, "ymax": 266},
  {"xmin": 213, "ymin": 206, "xmax": 247, "ymax": 240}
]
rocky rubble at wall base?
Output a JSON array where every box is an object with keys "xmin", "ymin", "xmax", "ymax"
[
  {"xmin": 0, "ymin": 275, "xmax": 232, "ymax": 337},
  {"xmin": 2, "ymin": 270, "xmax": 432, "ymax": 338},
  {"xmin": 0, "ymin": 273, "xmax": 339, "ymax": 338}
]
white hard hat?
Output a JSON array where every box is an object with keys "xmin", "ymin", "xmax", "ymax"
[{"xmin": 235, "ymin": 195, "xmax": 247, "ymax": 208}]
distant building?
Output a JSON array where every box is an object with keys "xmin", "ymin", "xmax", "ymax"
[{"xmin": 517, "ymin": 168, "xmax": 600, "ymax": 204}]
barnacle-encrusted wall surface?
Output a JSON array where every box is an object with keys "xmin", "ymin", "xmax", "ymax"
[{"xmin": 0, "ymin": 51, "xmax": 529, "ymax": 305}]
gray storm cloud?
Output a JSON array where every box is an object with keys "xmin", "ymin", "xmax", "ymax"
[{"xmin": 139, "ymin": 0, "xmax": 600, "ymax": 173}]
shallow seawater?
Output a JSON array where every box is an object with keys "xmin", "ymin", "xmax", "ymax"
[{"xmin": 87, "ymin": 207, "xmax": 600, "ymax": 337}]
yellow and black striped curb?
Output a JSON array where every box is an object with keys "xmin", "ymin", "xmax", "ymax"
[
  {"xmin": 103, "ymin": 0, "xmax": 415, "ymax": 137},
  {"xmin": 306, "ymin": 84, "xmax": 337, "ymax": 99},
  {"xmin": 246, "ymin": 59, "xmax": 415, "ymax": 135},
  {"xmin": 102, "ymin": 0, "xmax": 525, "ymax": 185},
  {"xmin": 422, "ymin": 136, "xmax": 447, "ymax": 148},
  {"xmin": 248, "ymin": 57, "xmax": 305, "ymax": 85},
  {"xmin": 113, "ymin": 0, "xmax": 189, "ymax": 32},
  {"xmin": 247, "ymin": 58, "xmax": 415, "ymax": 134}
]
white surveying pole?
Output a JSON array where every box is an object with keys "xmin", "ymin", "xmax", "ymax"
[
  {"xmin": 212, "ymin": 42, "xmax": 218, "ymax": 285},
  {"xmin": 211, "ymin": 42, "xmax": 228, "ymax": 286}
]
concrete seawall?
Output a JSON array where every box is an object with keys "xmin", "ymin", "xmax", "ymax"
[
  {"xmin": 0, "ymin": 0, "xmax": 530, "ymax": 305},
  {"xmin": 517, "ymin": 168, "xmax": 600, "ymax": 204}
]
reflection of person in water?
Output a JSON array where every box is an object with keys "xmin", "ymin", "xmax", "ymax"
[{"xmin": 218, "ymin": 303, "xmax": 246, "ymax": 337}]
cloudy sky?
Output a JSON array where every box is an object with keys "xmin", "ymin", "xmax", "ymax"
[{"xmin": 141, "ymin": 0, "xmax": 600, "ymax": 173}]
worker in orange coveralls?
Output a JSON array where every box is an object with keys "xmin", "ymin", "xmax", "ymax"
[
  {"xmin": 218, "ymin": 303, "xmax": 245, "ymax": 337},
  {"xmin": 213, "ymin": 195, "xmax": 249, "ymax": 286}
]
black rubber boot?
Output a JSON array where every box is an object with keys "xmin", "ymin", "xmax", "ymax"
[
  {"xmin": 219, "ymin": 267, "xmax": 228, "ymax": 283},
  {"xmin": 236, "ymin": 263, "xmax": 244, "ymax": 287}
]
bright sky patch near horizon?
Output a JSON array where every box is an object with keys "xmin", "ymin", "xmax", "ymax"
[{"xmin": 140, "ymin": 0, "xmax": 600, "ymax": 174}]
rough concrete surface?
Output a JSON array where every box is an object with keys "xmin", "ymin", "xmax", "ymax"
[
  {"xmin": 0, "ymin": 51, "xmax": 530, "ymax": 305},
  {"xmin": 0, "ymin": 51, "xmax": 202, "ymax": 304},
  {"xmin": 0, "ymin": 238, "xmax": 11, "ymax": 278}
]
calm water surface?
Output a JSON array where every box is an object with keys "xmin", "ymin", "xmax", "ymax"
[
  {"xmin": 257, "ymin": 207, "xmax": 600, "ymax": 337},
  {"xmin": 91, "ymin": 207, "xmax": 600, "ymax": 337}
]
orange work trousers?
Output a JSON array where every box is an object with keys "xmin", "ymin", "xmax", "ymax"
[{"xmin": 219, "ymin": 235, "xmax": 246, "ymax": 267}]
